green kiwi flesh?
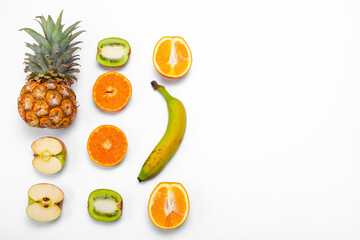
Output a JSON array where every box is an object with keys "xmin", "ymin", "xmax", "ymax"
[
  {"xmin": 88, "ymin": 189, "xmax": 123, "ymax": 222},
  {"xmin": 96, "ymin": 37, "xmax": 131, "ymax": 67}
]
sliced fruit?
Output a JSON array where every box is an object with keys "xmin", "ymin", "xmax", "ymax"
[
  {"xmin": 87, "ymin": 125, "xmax": 128, "ymax": 166},
  {"xmin": 96, "ymin": 37, "xmax": 131, "ymax": 67},
  {"xmin": 26, "ymin": 183, "xmax": 64, "ymax": 222},
  {"xmin": 31, "ymin": 137, "xmax": 67, "ymax": 174},
  {"xmin": 93, "ymin": 71, "xmax": 132, "ymax": 112},
  {"xmin": 148, "ymin": 182, "xmax": 190, "ymax": 229},
  {"xmin": 88, "ymin": 189, "xmax": 123, "ymax": 222},
  {"xmin": 153, "ymin": 36, "xmax": 192, "ymax": 79}
]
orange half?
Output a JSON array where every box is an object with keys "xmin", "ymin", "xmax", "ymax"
[
  {"xmin": 148, "ymin": 182, "xmax": 190, "ymax": 229},
  {"xmin": 153, "ymin": 36, "xmax": 192, "ymax": 78},
  {"xmin": 93, "ymin": 71, "xmax": 132, "ymax": 111},
  {"xmin": 87, "ymin": 125, "xmax": 127, "ymax": 166}
]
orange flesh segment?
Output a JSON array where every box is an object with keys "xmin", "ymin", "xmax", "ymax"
[
  {"xmin": 149, "ymin": 183, "xmax": 189, "ymax": 229},
  {"xmin": 156, "ymin": 39, "xmax": 172, "ymax": 65},
  {"xmin": 93, "ymin": 71, "xmax": 132, "ymax": 111},
  {"xmin": 153, "ymin": 37, "xmax": 192, "ymax": 78},
  {"xmin": 87, "ymin": 125, "xmax": 127, "ymax": 166},
  {"xmin": 156, "ymin": 40, "xmax": 173, "ymax": 75},
  {"xmin": 174, "ymin": 40, "xmax": 190, "ymax": 75}
]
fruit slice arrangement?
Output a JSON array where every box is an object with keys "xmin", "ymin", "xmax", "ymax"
[
  {"xmin": 88, "ymin": 189, "xmax": 123, "ymax": 222},
  {"xmin": 20, "ymin": 11, "xmax": 193, "ymax": 228},
  {"xmin": 87, "ymin": 125, "xmax": 128, "ymax": 166},
  {"xmin": 148, "ymin": 182, "xmax": 190, "ymax": 229},
  {"xmin": 26, "ymin": 183, "xmax": 64, "ymax": 222},
  {"xmin": 96, "ymin": 37, "xmax": 131, "ymax": 67},
  {"xmin": 153, "ymin": 36, "xmax": 192, "ymax": 78},
  {"xmin": 93, "ymin": 71, "xmax": 132, "ymax": 112}
]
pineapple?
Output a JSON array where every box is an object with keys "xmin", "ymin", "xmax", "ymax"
[{"xmin": 18, "ymin": 11, "xmax": 84, "ymax": 129}]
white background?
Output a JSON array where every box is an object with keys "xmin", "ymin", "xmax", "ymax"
[{"xmin": 1, "ymin": 0, "xmax": 360, "ymax": 239}]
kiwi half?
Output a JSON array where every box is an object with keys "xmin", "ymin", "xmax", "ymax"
[
  {"xmin": 96, "ymin": 37, "xmax": 131, "ymax": 67},
  {"xmin": 88, "ymin": 189, "xmax": 123, "ymax": 222}
]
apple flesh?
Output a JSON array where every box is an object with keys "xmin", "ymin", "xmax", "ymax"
[
  {"xmin": 26, "ymin": 183, "xmax": 64, "ymax": 222},
  {"xmin": 31, "ymin": 137, "xmax": 67, "ymax": 174}
]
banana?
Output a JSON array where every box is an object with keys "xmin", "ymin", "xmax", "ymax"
[{"xmin": 137, "ymin": 81, "xmax": 186, "ymax": 182}]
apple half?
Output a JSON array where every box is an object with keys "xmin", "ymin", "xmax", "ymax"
[
  {"xmin": 31, "ymin": 137, "xmax": 67, "ymax": 174},
  {"xmin": 26, "ymin": 183, "xmax": 64, "ymax": 222}
]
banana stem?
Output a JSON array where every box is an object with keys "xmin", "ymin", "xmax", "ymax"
[
  {"xmin": 151, "ymin": 81, "xmax": 172, "ymax": 100},
  {"xmin": 151, "ymin": 81, "xmax": 161, "ymax": 90}
]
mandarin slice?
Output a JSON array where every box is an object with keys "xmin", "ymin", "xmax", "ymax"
[
  {"xmin": 153, "ymin": 36, "xmax": 192, "ymax": 79},
  {"xmin": 87, "ymin": 125, "xmax": 128, "ymax": 166},
  {"xmin": 93, "ymin": 71, "xmax": 132, "ymax": 111},
  {"xmin": 148, "ymin": 182, "xmax": 190, "ymax": 229}
]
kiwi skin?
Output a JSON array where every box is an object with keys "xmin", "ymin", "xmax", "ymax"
[
  {"xmin": 88, "ymin": 189, "xmax": 123, "ymax": 222},
  {"xmin": 96, "ymin": 37, "xmax": 131, "ymax": 68}
]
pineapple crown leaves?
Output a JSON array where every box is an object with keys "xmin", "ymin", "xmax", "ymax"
[{"xmin": 20, "ymin": 10, "xmax": 84, "ymax": 85}]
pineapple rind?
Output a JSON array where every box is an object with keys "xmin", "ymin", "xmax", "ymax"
[{"xmin": 18, "ymin": 81, "xmax": 77, "ymax": 129}]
